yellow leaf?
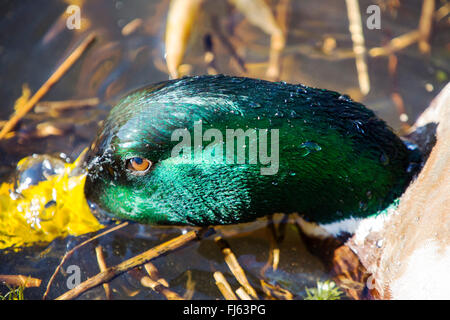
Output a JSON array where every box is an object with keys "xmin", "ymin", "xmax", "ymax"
[{"xmin": 0, "ymin": 151, "xmax": 104, "ymax": 251}]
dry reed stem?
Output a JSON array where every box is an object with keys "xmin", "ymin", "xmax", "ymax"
[
  {"xmin": 0, "ymin": 275, "xmax": 42, "ymax": 288},
  {"xmin": 43, "ymin": 221, "xmax": 129, "ymax": 300},
  {"xmin": 35, "ymin": 97, "xmax": 99, "ymax": 113},
  {"xmin": 55, "ymin": 229, "xmax": 204, "ymax": 300},
  {"xmin": 261, "ymin": 214, "xmax": 288, "ymax": 275},
  {"xmin": 213, "ymin": 271, "xmax": 238, "ymax": 300},
  {"xmin": 140, "ymin": 274, "xmax": 183, "ymax": 300},
  {"xmin": 261, "ymin": 217, "xmax": 279, "ymax": 275},
  {"xmin": 435, "ymin": 3, "xmax": 450, "ymax": 22},
  {"xmin": 121, "ymin": 18, "xmax": 143, "ymax": 36},
  {"xmin": 369, "ymin": 30, "xmax": 421, "ymax": 57},
  {"xmin": 418, "ymin": 0, "xmax": 435, "ymax": 54},
  {"xmin": 144, "ymin": 262, "xmax": 169, "ymax": 287},
  {"xmin": 345, "ymin": 0, "xmax": 370, "ymax": 95},
  {"xmin": 0, "ymin": 33, "xmax": 96, "ymax": 139},
  {"xmin": 235, "ymin": 286, "xmax": 252, "ymax": 300},
  {"xmin": 266, "ymin": 0, "xmax": 290, "ymax": 80},
  {"xmin": 165, "ymin": 0, "xmax": 203, "ymax": 78},
  {"xmin": 182, "ymin": 270, "xmax": 196, "ymax": 300},
  {"xmin": 260, "ymin": 279, "xmax": 293, "ymax": 300},
  {"xmin": 215, "ymin": 236, "xmax": 258, "ymax": 299},
  {"xmin": 95, "ymin": 245, "xmax": 112, "ymax": 299}
]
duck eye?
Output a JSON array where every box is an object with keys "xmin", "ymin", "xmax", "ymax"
[{"xmin": 127, "ymin": 157, "xmax": 151, "ymax": 174}]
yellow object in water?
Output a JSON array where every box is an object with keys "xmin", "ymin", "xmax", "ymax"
[{"xmin": 0, "ymin": 151, "xmax": 104, "ymax": 251}]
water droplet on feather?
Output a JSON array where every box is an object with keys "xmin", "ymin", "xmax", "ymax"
[
  {"xmin": 274, "ymin": 110, "xmax": 284, "ymax": 117},
  {"xmin": 338, "ymin": 95, "xmax": 351, "ymax": 102},
  {"xmin": 299, "ymin": 142, "xmax": 322, "ymax": 157},
  {"xmin": 380, "ymin": 152, "xmax": 389, "ymax": 165},
  {"xmin": 249, "ymin": 102, "xmax": 261, "ymax": 109}
]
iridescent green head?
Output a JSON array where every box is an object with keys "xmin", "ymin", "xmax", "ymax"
[{"xmin": 85, "ymin": 75, "xmax": 417, "ymax": 226}]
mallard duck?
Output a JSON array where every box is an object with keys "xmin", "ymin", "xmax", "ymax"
[{"xmin": 84, "ymin": 74, "xmax": 419, "ymax": 236}]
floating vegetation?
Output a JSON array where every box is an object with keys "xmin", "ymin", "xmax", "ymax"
[
  {"xmin": 0, "ymin": 284, "xmax": 26, "ymax": 300},
  {"xmin": 304, "ymin": 280, "xmax": 343, "ymax": 300}
]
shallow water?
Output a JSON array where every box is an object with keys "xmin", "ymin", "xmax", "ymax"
[{"xmin": 0, "ymin": 0, "xmax": 448, "ymax": 299}]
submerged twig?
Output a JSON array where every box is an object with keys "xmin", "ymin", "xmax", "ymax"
[
  {"xmin": 229, "ymin": 0, "xmax": 285, "ymax": 80},
  {"xmin": 34, "ymin": 97, "xmax": 99, "ymax": 114},
  {"xmin": 210, "ymin": 17, "xmax": 247, "ymax": 74},
  {"xmin": 418, "ymin": 0, "xmax": 435, "ymax": 54},
  {"xmin": 435, "ymin": 2, "xmax": 450, "ymax": 22},
  {"xmin": 369, "ymin": 30, "xmax": 421, "ymax": 57},
  {"xmin": 261, "ymin": 216, "xmax": 279, "ymax": 276},
  {"xmin": 140, "ymin": 276, "xmax": 183, "ymax": 300},
  {"xmin": 213, "ymin": 271, "xmax": 238, "ymax": 300},
  {"xmin": 144, "ymin": 262, "xmax": 169, "ymax": 288},
  {"xmin": 0, "ymin": 275, "xmax": 41, "ymax": 288},
  {"xmin": 261, "ymin": 214, "xmax": 289, "ymax": 275},
  {"xmin": 260, "ymin": 279, "xmax": 293, "ymax": 300},
  {"xmin": 140, "ymin": 263, "xmax": 183, "ymax": 300},
  {"xmin": 56, "ymin": 229, "xmax": 209, "ymax": 300},
  {"xmin": 235, "ymin": 286, "xmax": 252, "ymax": 300},
  {"xmin": 182, "ymin": 270, "xmax": 196, "ymax": 300},
  {"xmin": 0, "ymin": 33, "xmax": 96, "ymax": 139},
  {"xmin": 121, "ymin": 18, "xmax": 143, "ymax": 36},
  {"xmin": 95, "ymin": 245, "xmax": 112, "ymax": 299},
  {"xmin": 267, "ymin": 0, "xmax": 290, "ymax": 80},
  {"xmin": 140, "ymin": 261, "xmax": 184, "ymax": 300},
  {"xmin": 33, "ymin": 121, "xmax": 72, "ymax": 138},
  {"xmin": 43, "ymin": 221, "xmax": 129, "ymax": 300},
  {"xmin": 345, "ymin": 0, "xmax": 370, "ymax": 95},
  {"xmin": 165, "ymin": 0, "xmax": 204, "ymax": 78},
  {"xmin": 215, "ymin": 236, "xmax": 258, "ymax": 299}
]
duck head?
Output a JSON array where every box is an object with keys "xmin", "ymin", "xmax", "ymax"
[{"xmin": 85, "ymin": 75, "xmax": 417, "ymax": 228}]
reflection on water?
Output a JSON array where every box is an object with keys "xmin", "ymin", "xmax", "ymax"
[{"xmin": 0, "ymin": 0, "xmax": 448, "ymax": 299}]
